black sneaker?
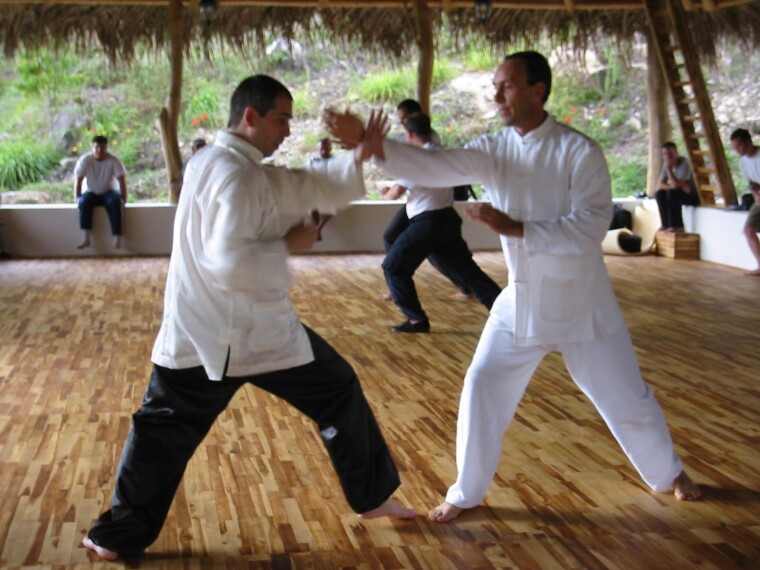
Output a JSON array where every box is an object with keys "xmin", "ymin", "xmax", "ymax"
[{"xmin": 391, "ymin": 320, "xmax": 430, "ymax": 333}]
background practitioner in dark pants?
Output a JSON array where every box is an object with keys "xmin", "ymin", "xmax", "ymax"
[
  {"xmin": 82, "ymin": 75, "xmax": 414, "ymax": 562},
  {"xmin": 379, "ymin": 99, "xmax": 475, "ymax": 301},
  {"xmin": 381, "ymin": 112, "xmax": 501, "ymax": 333}
]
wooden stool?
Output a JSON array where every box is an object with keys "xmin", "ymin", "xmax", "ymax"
[{"xmin": 655, "ymin": 230, "xmax": 700, "ymax": 260}]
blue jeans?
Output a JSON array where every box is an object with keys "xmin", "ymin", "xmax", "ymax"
[
  {"xmin": 78, "ymin": 190, "xmax": 123, "ymax": 235},
  {"xmin": 382, "ymin": 207, "xmax": 501, "ymax": 322}
]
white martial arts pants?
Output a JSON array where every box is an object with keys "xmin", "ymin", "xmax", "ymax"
[{"xmin": 445, "ymin": 316, "xmax": 683, "ymax": 508}]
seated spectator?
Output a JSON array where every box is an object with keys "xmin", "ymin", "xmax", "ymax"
[
  {"xmin": 74, "ymin": 135, "xmax": 127, "ymax": 249},
  {"xmin": 730, "ymin": 128, "xmax": 760, "ymax": 276},
  {"xmin": 655, "ymin": 141, "xmax": 699, "ymax": 233}
]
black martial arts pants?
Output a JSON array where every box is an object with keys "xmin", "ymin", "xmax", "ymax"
[
  {"xmin": 383, "ymin": 207, "xmax": 501, "ymax": 323},
  {"xmin": 86, "ymin": 327, "xmax": 400, "ymax": 557}
]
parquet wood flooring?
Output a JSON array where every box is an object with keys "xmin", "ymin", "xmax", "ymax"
[{"xmin": 0, "ymin": 253, "xmax": 758, "ymax": 569}]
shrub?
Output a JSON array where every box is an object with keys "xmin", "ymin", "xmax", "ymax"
[
  {"xmin": 608, "ymin": 156, "xmax": 647, "ymax": 198},
  {"xmin": 464, "ymin": 46, "xmax": 493, "ymax": 72},
  {"xmin": 0, "ymin": 141, "xmax": 61, "ymax": 190},
  {"xmin": 354, "ymin": 68, "xmax": 415, "ymax": 103}
]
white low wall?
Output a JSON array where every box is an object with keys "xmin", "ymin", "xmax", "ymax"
[
  {"xmin": 0, "ymin": 200, "xmax": 753, "ymax": 270},
  {"xmin": 0, "ymin": 201, "xmax": 501, "ymax": 258},
  {"xmin": 684, "ymin": 205, "xmax": 754, "ymax": 271}
]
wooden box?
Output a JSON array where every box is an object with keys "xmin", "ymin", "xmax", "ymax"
[{"xmin": 655, "ymin": 231, "xmax": 700, "ymax": 260}]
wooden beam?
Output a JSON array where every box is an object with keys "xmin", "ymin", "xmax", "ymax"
[
  {"xmin": 413, "ymin": 0, "xmax": 434, "ymax": 115},
  {"xmin": 1, "ymin": 0, "xmax": 753, "ymax": 9},
  {"xmin": 161, "ymin": 0, "xmax": 184, "ymax": 203},
  {"xmin": 646, "ymin": 29, "xmax": 671, "ymax": 197}
]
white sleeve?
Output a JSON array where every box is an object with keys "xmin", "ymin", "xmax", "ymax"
[
  {"xmin": 378, "ymin": 138, "xmax": 493, "ymax": 188},
  {"xmin": 523, "ymin": 143, "xmax": 613, "ymax": 257},
  {"xmin": 264, "ymin": 153, "xmax": 365, "ymax": 215}
]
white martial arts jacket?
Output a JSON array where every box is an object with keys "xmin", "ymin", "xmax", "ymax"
[
  {"xmin": 380, "ymin": 115, "xmax": 625, "ymax": 346},
  {"xmin": 151, "ymin": 130, "xmax": 365, "ymax": 380}
]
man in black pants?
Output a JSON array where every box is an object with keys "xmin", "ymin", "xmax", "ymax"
[
  {"xmin": 82, "ymin": 76, "xmax": 415, "ymax": 561},
  {"xmin": 380, "ymin": 99, "xmax": 476, "ymax": 301},
  {"xmin": 382, "ymin": 112, "xmax": 502, "ymax": 333}
]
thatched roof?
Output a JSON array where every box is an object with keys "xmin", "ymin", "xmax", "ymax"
[{"xmin": 2, "ymin": 1, "xmax": 759, "ymax": 62}]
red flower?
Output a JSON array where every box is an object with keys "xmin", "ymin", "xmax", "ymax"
[
  {"xmin": 192, "ymin": 118, "xmax": 200, "ymax": 126},
  {"xmin": 599, "ymin": 108, "xmax": 606, "ymax": 116},
  {"xmin": 564, "ymin": 116, "xmax": 572, "ymax": 123},
  {"xmin": 200, "ymin": 113, "xmax": 208, "ymax": 122},
  {"xmin": 570, "ymin": 107, "xmax": 577, "ymax": 114}
]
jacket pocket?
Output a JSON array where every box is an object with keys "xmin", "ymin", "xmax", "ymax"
[
  {"xmin": 539, "ymin": 275, "xmax": 577, "ymax": 323},
  {"xmin": 247, "ymin": 298, "xmax": 293, "ymax": 353}
]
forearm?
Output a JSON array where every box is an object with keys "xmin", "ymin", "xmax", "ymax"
[{"xmin": 118, "ymin": 177, "xmax": 127, "ymax": 202}]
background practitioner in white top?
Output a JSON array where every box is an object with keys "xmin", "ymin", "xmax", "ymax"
[
  {"xmin": 730, "ymin": 128, "xmax": 760, "ymax": 276},
  {"xmin": 380, "ymin": 112, "xmax": 501, "ymax": 333}
]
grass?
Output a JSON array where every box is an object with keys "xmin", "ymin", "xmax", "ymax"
[{"xmin": 0, "ymin": 142, "xmax": 61, "ymax": 190}]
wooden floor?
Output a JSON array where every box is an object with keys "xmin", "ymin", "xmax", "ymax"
[{"xmin": 0, "ymin": 252, "xmax": 758, "ymax": 569}]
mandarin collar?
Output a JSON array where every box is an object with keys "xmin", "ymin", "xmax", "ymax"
[
  {"xmin": 510, "ymin": 114, "xmax": 556, "ymax": 145},
  {"xmin": 214, "ymin": 130, "xmax": 264, "ymax": 165}
]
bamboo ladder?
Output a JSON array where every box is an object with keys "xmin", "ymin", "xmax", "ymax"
[{"xmin": 644, "ymin": 0, "xmax": 737, "ymax": 206}]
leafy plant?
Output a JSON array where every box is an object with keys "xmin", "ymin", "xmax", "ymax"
[
  {"xmin": 608, "ymin": 156, "xmax": 648, "ymax": 198},
  {"xmin": 184, "ymin": 87, "xmax": 222, "ymax": 130},
  {"xmin": 464, "ymin": 45, "xmax": 493, "ymax": 72},
  {"xmin": 354, "ymin": 68, "xmax": 415, "ymax": 103},
  {"xmin": 14, "ymin": 48, "xmax": 85, "ymax": 104},
  {"xmin": 0, "ymin": 141, "xmax": 61, "ymax": 190}
]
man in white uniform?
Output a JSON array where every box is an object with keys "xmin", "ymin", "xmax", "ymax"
[
  {"xmin": 730, "ymin": 128, "xmax": 760, "ymax": 276},
  {"xmin": 82, "ymin": 75, "xmax": 414, "ymax": 561},
  {"xmin": 366, "ymin": 51, "xmax": 701, "ymax": 522}
]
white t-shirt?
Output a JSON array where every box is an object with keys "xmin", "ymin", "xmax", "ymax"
[
  {"xmin": 75, "ymin": 153, "xmax": 126, "ymax": 195},
  {"xmin": 740, "ymin": 151, "xmax": 760, "ymax": 185},
  {"xmin": 402, "ymin": 142, "xmax": 454, "ymax": 219}
]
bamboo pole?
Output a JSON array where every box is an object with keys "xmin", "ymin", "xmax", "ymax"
[
  {"xmin": 160, "ymin": 0, "xmax": 184, "ymax": 203},
  {"xmin": 413, "ymin": 0, "xmax": 434, "ymax": 115},
  {"xmin": 646, "ymin": 30, "xmax": 671, "ymax": 197}
]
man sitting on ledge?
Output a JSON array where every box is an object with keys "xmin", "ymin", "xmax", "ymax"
[{"xmin": 74, "ymin": 135, "xmax": 127, "ymax": 249}]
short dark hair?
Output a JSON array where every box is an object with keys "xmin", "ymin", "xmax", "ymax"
[
  {"xmin": 191, "ymin": 138, "xmax": 207, "ymax": 151},
  {"xmin": 228, "ymin": 75, "xmax": 292, "ymax": 128},
  {"xmin": 92, "ymin": 135, "xmax": 108, "ymax": 145},
  {"xmin": 731, "ymin": 128, "xmax": 752, "ymax": 143},
  {"xmin": 505, "ymin": 51, "xmax": 552, "ymax": 103},
  {"xmin": 662, "ymin": 141, "xmax": 677, "ymax": 150},
  {"xmin": 403, "ymin": 112, "xmax": 433, "ymax": 138},
  {"xmin": 397, "ymin": 99, "xmax": 423, "ymax": 114}
]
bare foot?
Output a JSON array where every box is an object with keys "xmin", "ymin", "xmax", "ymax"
[
  {"xmin": 378, "ymin": 292, "xmax": 393, "ymax": 301},
  {"xmin": 76, "ymin": 239, "xmax": 91, "ymax": 250},
  {"xmin": 358, "ymin": 498, "xmax": 416, "ymax": 519},
  {"xmin": 744, "ymin": 268, "xmax": 760, "ymax": 276},
  {"xmin": 81, "ymin": 537, "xmax": 118, "ymax": 561},
  {"xmin": 428, "ymin": 501, "xmax": 466, "ymax": 523},
  {"xmin": 113, "ymin": 235, "xmax": 122, "ymax": 249},
  {"xmin": 451, "ymin": 292, "xmax": 475, "ymax": 300},
  {"xmin": 672, "ymin": 471, "xmax": 701, "ymax": 501}
]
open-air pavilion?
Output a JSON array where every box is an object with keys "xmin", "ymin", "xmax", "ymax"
[{"xmin": 0, "ymin": 1, "xmax": 759, "ymax": 568}]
